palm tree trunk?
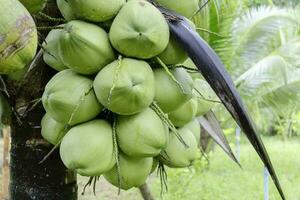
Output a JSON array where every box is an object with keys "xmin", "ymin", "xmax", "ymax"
[
  {"xmin": 9, "ymin": 107, "xmax": 78, "ymax": 200},
  {"xmin": 5, "ymin": 2, "xmax": 78, "ymax": 199}
]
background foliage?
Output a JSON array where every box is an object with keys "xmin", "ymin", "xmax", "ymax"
[{"xmin": 195, "ymin": 0, "xmax": 300, "ymax": 137}]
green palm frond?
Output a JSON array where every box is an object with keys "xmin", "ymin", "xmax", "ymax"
[
  {"xmin": 235, "ymin": 35, "xmax": 300, "ymax": 115},
  {"xmin": 216, "ymin": 6, "xmax": 300, "ymax": 75},
  {"xmin": 236, "ymin": 55, "xmax": 288, "ymax": 97},
  {"xmin": 259, "ymin": 69, "xmax": 300, "ymax": 115}
]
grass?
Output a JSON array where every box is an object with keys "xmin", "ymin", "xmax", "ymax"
[{"xmin": 79, "ymin": 136, "xmax": 300, "ymax": 200}]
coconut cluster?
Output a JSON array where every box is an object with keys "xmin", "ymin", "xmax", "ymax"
[{"xmin": 40, "ymin": 0, "xmax": 217, "ymax": 190}]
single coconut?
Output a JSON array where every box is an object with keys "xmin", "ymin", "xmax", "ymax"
[
  {"xmin": 42, "ymin": 69, "xmax": 102, "ymax": 125},
  {"xmin": 158, "ymin": 19, "xmax": 196, "ymax": 65},
  {"xmin": 43, "ymin": 28, "xmax": 67, "ymax": 71},
  {"xmin": 154, "ymin": 67, "xmax": 193, "ymax": 113},
  {"xmin": 93, "ymin": 58, "xmax": 155, "ymax": 115},
  {"xmin": 184, "ymin": 118, "xmax": 201, "ymax": 145},
  {"xmin": 41, "ymin": 113, "xmax": 68, "ymax": 145},
  {"xmin": 59, "ymin": 20, "xmax": 115, "ymax": 75},
  {"xmin": 109, "ymin": 0, "xmax": 169, "ymax": 59},
  {"xmin": 104, "ymin": 153, "xmax": 153, "ymax": 190},
  {"xmin": 68, "ymin": 0, "xmax": 125, "ymax": 22},
  {"xmin": 117, "ymin": 108, "xmax": 169, "ymax": 157},
  {"xmin": 60, "ymin": 120, "xmax": 115, "ymax": 176},
  {"xmin": 158, "ymin": 35, "xmax": 188, "ymax": 65},
  {"xmin": 57, "ymin": 0, "xmax": 75, "ymax": 21},
  {"xmin": 169, "ymin": 98, "xmax": 198, "ymax": 127},
  {"xmin": 159, "ymin": 127, "xmax": 198, "ymax": 168},
  {"xmin": 194, "ymin": 79, "xmax": 218, "ymax": 116}
]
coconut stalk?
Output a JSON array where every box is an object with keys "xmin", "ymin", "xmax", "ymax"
[
  {"xmin": 2, "ymin": 1, "xmax": 78, "ymax": 200},
  {"xmin": 139, "ymin": 183, "xmax": 155, "ymax": 200}
]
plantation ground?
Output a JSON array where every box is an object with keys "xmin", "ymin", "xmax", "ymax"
[{"xmin": 0, "ymin": 137, "xmax": 299, "ymax": 199}]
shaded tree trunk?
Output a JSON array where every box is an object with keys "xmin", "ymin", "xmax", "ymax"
[
  {"xmin": 3, "ymin": 2, "xmax": 78, "ymax": 200},
  {"xmin": 9, "ymin": 107, "xmax": 77, "ymax": 200}
]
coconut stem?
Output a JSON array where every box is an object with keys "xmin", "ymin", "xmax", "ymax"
[
  {"xmin": 158, "ymin": 162, "xmax": 168, "ymax": 197},
  {"xmin": 150, "ymin": 102, "xmax": 188, "ymax": 148},
  {"xmin": 107, "ymin": 56, "xmax": 123, "ymax": 106},
  {"xmin": 174, "ymin": 64, "xmax": 199, "ymax": 72},
  {"xmin": 37, "ymin": 26, "xmax": 64, "ymax": 31},
  {"xmin": 156, "ymin": 57, "xmax": 188, "ymax": 94},
  {"xmin": 68, "ymin": 84, "xmax": 93, "ymax": 125},
  {"xmin": 37, "ymin": 12, "xmax": 66, "ymax": 23},
  {"xmin": 113, "ymin": 117, "xmax": 121, "ymax": 194},
  {"xmin": 194, "ymin": 87, "xmax": 221, "ymax": 104},
  {"xmin": 81, "ymin": 176, "xmax": 94, "ymax": 195}
]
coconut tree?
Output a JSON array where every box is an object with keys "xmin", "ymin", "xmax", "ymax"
[
  {"xmin": 0, "ymin": 0, "xmax": 289, "ymax": 199},
  {"xmin": 216, "ymin": 5, "xmax": 300, "ymax": 134}
]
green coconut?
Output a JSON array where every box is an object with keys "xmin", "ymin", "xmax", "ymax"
[
  {"xmin": 68, "ymin": 0, "xmax": 125, "ymax": 22},
  {"xmin": 42, "ymin": 69, "xmax": 102, "ymax": 125},
  {"xmin": 109, "ymin": 0, "xmax": 169, "ymax": 59},
  {"xmin": 19, "ymin": 0, "xmax": 47, "ymax": 13},
  {"xmin": 117, "ymin": 108, "xmax": 168, "ymax": 157},
  {"xmin": 43, "ymin": 28, "xmax": 67, "ymax": 71},
  {"xmin": 158, "ymin": 18, "xmax": 196, "ymax": 65},
  {"xmin": 168, "ymin": 98, "xmax": 198, "ymax": 127},
  {"xmin": 184, "ymin": 118, "xmax": 201, "ymax": 145},
  {"xmin": 158, "ymin": 35, "xmax": 188, "ymax": 65},
  {"xmin": 0, "ymin": 0, "xmax": 37, "ymax": 74},
  {"xmin": 41, "ymin": 113, "xmax": 68, "ymax": 145},
  {"xmin": 93, "ymin": 58, "xmax": 155, "ymax": 115},
  {"xmin": 57, "ymin": 0, "xmax": 75, "ymax": 21},
  {"xmin": 60, "ymin": 120, "xmax": 115, "ymax": 176},
  {"xmin": 159, "ymin": 127, "xmax": 198, "ymax": 168},
  {"xmin": 155, "ymin": 0, "xmax": 199, "ymax": 18},
  {"xmin": 194, "ymin": 79, "xmax": 218, "ymax": 116},
  {"xmin": 104, "ymin": 153, "xmax": 153, "ymax": 190},
  {"xmin": 154, "ymin": 67, "xmax": 193, "ymax": 113},
  {"xmin": 59, "ymin": 20, "xmax": 115, "ymax": 75}
]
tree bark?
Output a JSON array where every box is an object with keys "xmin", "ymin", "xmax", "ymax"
[
  {"xmin": 9, "ymin": 107, "xmax": 77, "ymax": 200},
  {"xmin": 4, "ymin": 2, "xmax": 78, "ymax": 200}
]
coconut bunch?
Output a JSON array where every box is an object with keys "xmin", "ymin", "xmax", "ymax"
[
  {"xmin": 0, "ymin": 0, "xmax": 285, "ymax": 197},
  {"xmin": 39, "ymin": 0, "xmax": 220, "ymax": 190}
]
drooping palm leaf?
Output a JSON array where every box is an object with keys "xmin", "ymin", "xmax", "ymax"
[
  {"xmin": 157, "ymin": 9, "xmax": 285, "ymax": 199},
  {"xmin": 198, "ymin": 110, "xmax": 239, "ymax": 165}
]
